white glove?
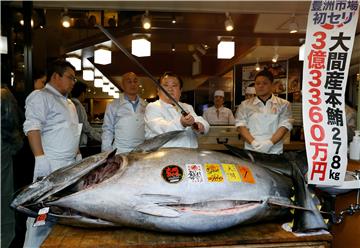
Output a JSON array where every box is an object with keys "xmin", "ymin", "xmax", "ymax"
[
  {"xmin": 251, "ymin": 140, "xmax": 261, "ymax": 150},
  {"xmin": 33, "ymin": 155, "xmax": 51, "ymax": 181},
  {"xmin": 75, "ymin": 153, "xmax": 82, "ymax": 161},
  {"xmin": 257, "ymin": 140, "xmax": 274, "ymax": 153}
]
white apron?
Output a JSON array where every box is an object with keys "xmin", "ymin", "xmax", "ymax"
[
  {"xmin": 32, "ymin": 89, "xmax": 82, "ymax": 180},
  {"xmin": 245, "ymin": 112, "xmax": 283, "ymax": 154},
  {"xmin": 113, "ymin": 113, "xmax": 145, "ymax": 154}
]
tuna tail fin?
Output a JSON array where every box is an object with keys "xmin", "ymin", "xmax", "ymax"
[
  {"xmin": 131, "ymin": 130, "xmax": 185, "ymax": 153},
  {"xmin": 288, "ymin": 157, "xmax": 328, "ymax": 232}
]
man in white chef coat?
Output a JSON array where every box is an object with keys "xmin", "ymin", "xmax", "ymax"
[
  {"xmin": 145, "ymin": 72, "xmax": 209, "ymax": 148},
  {"xmin": 23, "ymin": 59, "xmax": 82, "ymax": 247},
  {"xmin": 235, "ymin": 70, "xmax": 292, "ymax": 154},
  {"xmin": 102, "ymin": 72, "xmax": 147, "ymax": 154},
  {"xmin": 203, "ymin": 90, "xmax": 235, "ymax": 125}
]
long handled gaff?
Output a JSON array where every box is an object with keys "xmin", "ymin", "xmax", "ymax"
[{"xmin": 95, "ymin": 24, "xmax": 187, "ymax": 116}]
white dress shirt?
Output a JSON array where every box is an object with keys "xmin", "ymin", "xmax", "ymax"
[
  {"xmin": 24, "ymin": 84, "xmax": 81, "ymax": 161},
  {"xmin": 145, "ymin": 99, "xmax": 209, "ymax": 148},
  {"xmin": 102, "ymin": 93, "xmax": 147, "ymax": 153}
]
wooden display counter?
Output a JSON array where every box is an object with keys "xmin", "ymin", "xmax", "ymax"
[
  {"xmin": 42, "ymin": 222, "xmax": 331, "ymax": 248},
  {"xmin": 331, "ymin": 160, "xmax": 360, "ymax": 248}
]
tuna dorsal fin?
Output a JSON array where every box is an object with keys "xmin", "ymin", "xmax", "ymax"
[
  {"xmin": 135, "ymin": 203, "xmax": 181, "ymax": 217},
  {"xmin": 224, "ymin": 144, "xmax": 255, "ymax": 162},
  {"xmin": 131, "ymin": 131, "xmax": 185, "ymax": 153}
]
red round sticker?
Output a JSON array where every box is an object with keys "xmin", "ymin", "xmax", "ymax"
[{"xmin": 162, "ymin": 165, "xmax": 183, "ymax": 183}]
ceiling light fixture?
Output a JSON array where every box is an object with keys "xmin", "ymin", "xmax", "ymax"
[
  {"xmin": 94, "ymin": 76, "xmax": 103, "ymax": 88},
  {"xmin": 83, "ymin": 69, "xmax": 94, "ymax": 81},
  {"xmin": 94, "ymin": 68, "xmax": 102, "ymax": 77},
  {"xmin": 0, "ymin": 36, "xmax": 8, "ymax": 54},
  {"xmin": 272, "ymin": 46, "xmax": 279, "ymax": 63},
  {"xmin": 171, "ymin": 14, "xmax": 176, "ymax": 24},
  {"xmin": 255, "ymin": 58, "xmax": 260, "ymax": 71},
  {"xmin": 94, "ymin": 46, "xmax": 112, "ymax": 65},
  {"xmin": 299, "ymin": 43, "xmax": 305, "ymax": 61},
  {"xmin": 289, "ymin": 14, "xmax": 298, "ymax": 34},
  {"xmin": 20, "ymin": 19, "xmax": 34, "ymax": 27},
  {"xmin": 61, "ymin": 9, "xmax": 71, "ymax": 28},
  {"xmin": 102, "ymin": 82, "xmax": 110, "ymax": 92},
  {"xmin": 224, "ymin": 12, "xmax": 234, "ymax": 32},
  {"xmin": 142, "ymin": 10, "xmax": 151, "ymax": 30},
  {"xmin": 171, "ymin": 44, "xmax": 175, "ymax": 52},
  {"xmin": 82, "ymin": 58, "xmax": 94, "ymax": 81},
  {"xmin": 65, "ymin": 55, "xmax": 81, "ymax": 71},
  {"xmin": 217, "ymin": 37, "xmax": 235, "ymax": 59},
  {"xmin": 272, "ymin": 54, "xmax": 279, "ymax": 63},
  {"xmin": 132, "ymin": 37, "xmax": 151, "ymax": 57}
]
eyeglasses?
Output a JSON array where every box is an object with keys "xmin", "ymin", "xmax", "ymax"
[{"xmin": 63, "ymin": 74, "xmax": 77, "ymax": 83}]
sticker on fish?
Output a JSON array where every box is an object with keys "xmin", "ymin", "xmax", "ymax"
[
  {"xmin": 222, "ymin": 164, "xmax": 241, "ymax": 182},
  {"xmin": 162, "ymin": 165, "xmax": 183, "ymax": 183},
  {"xmin": 205, "ymin": 164, "xmax": 224, "ymax": 182},
  {"xmin": 237, "ymin": 165, "xmax": 256, "ymax": 184},
  {"xmin": 33, "ymin": 207, "xmax": 50, "ymax": 227},
  {"xmin": 186, "ymin": 164, "xmax": 204, "ymax": 183}
]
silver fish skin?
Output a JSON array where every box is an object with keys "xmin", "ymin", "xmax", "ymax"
[{"xmin": 46, "ymin": 148, "xmax": 295, "ymax": 233}]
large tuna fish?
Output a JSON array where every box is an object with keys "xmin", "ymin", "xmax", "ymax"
[{"xmin": 11, "ymin": 132, "xmax": 326, "ymax": 233}]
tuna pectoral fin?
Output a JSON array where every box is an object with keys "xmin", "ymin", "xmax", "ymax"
[
  {"xmin": 135, "ymin": 204, "xmax": 181, "ymax": 217},
  {"xmin": 131, "ymin": 131, "xmax": 185, "ymax": 153},
  {"xmin": 268, "ymin": 198, "xmax": 314, "ymax": 211}
]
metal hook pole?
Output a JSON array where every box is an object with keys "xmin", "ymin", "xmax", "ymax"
[{"xmin": 95, "ymin": 24, "xmax": 187, "ymax": 116}]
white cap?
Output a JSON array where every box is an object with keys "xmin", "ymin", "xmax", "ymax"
[
  {"xmin": 214, "ymin": 90, "xmax": 224, "ymax": 97},
  {"xmin": 245, "ymin": 87, "xmax": 256, "ymax": 95}
]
